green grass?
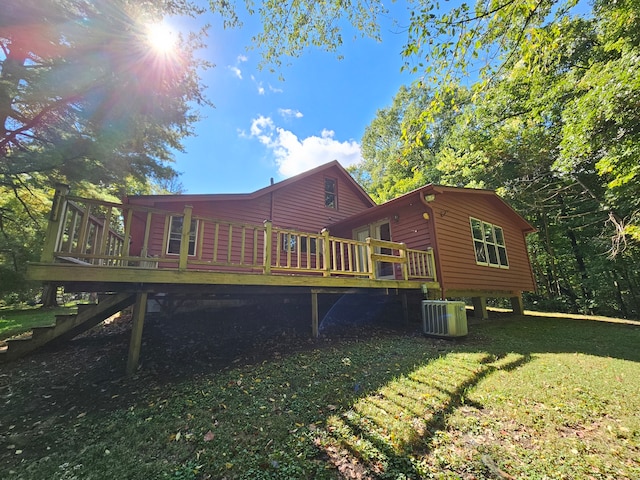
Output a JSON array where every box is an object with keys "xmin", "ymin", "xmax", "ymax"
[
  {"xmin": 0, "ymin": 305, "xmax": 76, "ymax": 340},
  {"xmin": 2, "ymin": 314, "xmax": 639, "ymax": 479}
]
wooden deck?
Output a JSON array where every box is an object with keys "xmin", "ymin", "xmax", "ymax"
[
  {"xmin": 28, "ymin": 184, "xmax": 440, "ymax": 293},
  {"xmin": 26, "ymin": 185, "xmax": 441, "ymax": 374}
]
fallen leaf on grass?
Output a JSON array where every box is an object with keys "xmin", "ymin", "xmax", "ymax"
[{"xmin": 203, "ymin": 430, "xmax": 214, "ymax": 442}]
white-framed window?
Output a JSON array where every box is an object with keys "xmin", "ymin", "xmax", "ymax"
[
  {"xmin": 470, "ymin": 217, "xmax": 509, "ymax": 268},
  {"xmin": 167, "ymin": 216, "xmax": 197, "ymax": 255},
  {"xmin": 281, "ymin": 233, "xmax": 318, "ymax": 254},
  {"xmin": 324, "ymin": 177, "xmax": 337, "ymax": 209}
]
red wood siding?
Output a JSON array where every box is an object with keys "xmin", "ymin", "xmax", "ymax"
[
  {"xmin": 127, "ymin": 197, "xmax": 271, "ymax": 264},
  {"xmin": 126, "ymin": 164, "xmax": 372, "ymax": 271},
  {"xmin": 330, "ymin": 200, "xmax": 434, "ymax": 251},
  {"xmin": 271, "ymin": 165, "xmax": 371, "ymax": 232},
  {"xmin": 431, "ymin": 194, "xmax": 535, "ymax": 293},
  {"xmin": 388, "ymin": 203, "xmax": 434, "ymax": 250}
]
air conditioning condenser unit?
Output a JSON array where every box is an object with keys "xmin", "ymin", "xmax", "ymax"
[{"xmin": 422, "ymin": 300, "xmax": 468, "ymax": 337}]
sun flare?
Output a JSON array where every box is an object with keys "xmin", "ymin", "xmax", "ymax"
[{"xmin": 145, "ymin": 21, "xmax": 177, "ymax": 54}]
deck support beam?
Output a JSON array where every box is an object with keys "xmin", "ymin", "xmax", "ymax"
[
  {"xmin": 472, "ymin": 296, "xmax": 488, "ymax": 320},
  {"xmin": 401, "ymin": 292, "xmax": 409, "ymax": 324},
  {"xmin": 510, "ymin": 293, "xmax": 524, "ymax": 315},
  {"xmin": 126, "ymin": 292, "xmax": 148, "ymax": 376},
  {"xmin": 311, "ymin": 291, "xmax": 319, "ymax": 338}
]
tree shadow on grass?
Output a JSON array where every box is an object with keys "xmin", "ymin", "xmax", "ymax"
[{"xmin": 316, "ymin": 351, "xmax": 532, "ymax": 478}]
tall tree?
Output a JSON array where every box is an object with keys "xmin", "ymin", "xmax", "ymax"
[
  {"xmin": 350, "ymin": 83, "xmax": 470, "ymax": 202},
  {"xmin": 353, "ymin": 1, "xmax": 640, "ymax": 315},
  {"xmin": 1, "ymin": 0, "xmax": 209, "ymax": 197},
  {"xmin": 1, "ymin": 0, "xmax": 209, "ymax": 303}
]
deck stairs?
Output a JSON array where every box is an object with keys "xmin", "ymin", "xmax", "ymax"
[{"xmin": 0, "ymin": 293, "xmax": 136, "ymax": 362}]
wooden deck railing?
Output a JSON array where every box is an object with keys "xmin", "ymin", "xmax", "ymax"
[{"xmin": 39, "ymin": 185, "xmax": 437, "ymax": 282}]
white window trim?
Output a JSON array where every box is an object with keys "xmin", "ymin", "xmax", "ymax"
[
  {"xmin": 324, "ymin": 177, "xmax": 337, "ymax": 210},
  {"xmin": 470, "ymin": 217, "xmax": 509, "ymax": 269},
  {"xmin": 167, "ymin": 215, "xmax": 198, "ymax": 256},
  {"xmin": 281, "ymin": 232, "xmax": 319, "ymax": 255}
]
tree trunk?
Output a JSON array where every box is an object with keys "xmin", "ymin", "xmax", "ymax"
[{"xmin": 41, "ymin": 284, "xmax": 58, "ymax": 308}]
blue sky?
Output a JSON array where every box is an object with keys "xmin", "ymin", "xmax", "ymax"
[{"xmin": 167, "ymin": 2, "xmax": 419, "ymax": 194}]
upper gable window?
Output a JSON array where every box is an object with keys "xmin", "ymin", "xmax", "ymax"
[
  {"xmin": 324, "ymin": 177, "xmax": 337, "ymax": 209},
  {"xmin": 167, "ymin": 216, "xmax": 198, "ymax": 256},
  {"xmin": 470, "ymin": 217, "xmax": 509, "ymax": 268}
]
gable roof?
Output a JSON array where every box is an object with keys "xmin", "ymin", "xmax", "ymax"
[
  {"xmin": 124, "ymin": 160, "xmax": 376, "ymax": 207},
  {"xmin": 330, "ymin": 184, "xmax": 536, "ymax": 233},
  {"xmin": 423, "ymin": 185, "xmax": 536, "ymax": 233}
]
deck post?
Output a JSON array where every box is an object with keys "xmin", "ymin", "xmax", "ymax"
[
  {"xmin": 366, "ymin": 238, "xmax": 375, "ymax": 279},
  {"xmin": 263, "ymin": 220, "xmax": 272, "ymax": 274},
  {"xmin": 401, "ymin": 292, "xmax": 409, "ymax": 324},
  {"xmin": 399, "ymin": 243, "xmax": 409, "ymax": 281},
  {"xmin": 472, "ymin": 296, "xmax": 488, "ymax": 320},
  {"xmin": 311, "ymin": 291, "xmax": 319, "ymax": 337},
  {"xmin": 179, "ymin": 205, "xmax": 193, "ymax": 270},
  {"xmin": 321, "ymin": 228, "xmax": 331, "ymax": 277},
  {"xmin": 510, "ymin": 293, "xmax": 525, "ymax": 315},
  {"xmin": 126, "ymin": 292, "xmax": 148, "ymax": 376},
  {"xmin": 41, "ymin": 183, "xmax": 70, "ymax": 263}
]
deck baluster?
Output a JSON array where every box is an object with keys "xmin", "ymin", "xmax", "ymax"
[
  {"xmin": 366, "ymin": 238, "xmax": 375, "ymax": 279},
  {"xmin": 179, "ymin": 205, "xmax": 193, "ymax": 270},
  {"xmin": 263, "ymin": 220, "xmax": 272, "ymax": 274},
  {"xmin": 41, "ymin": 184, "xmax": 70, "ymax": 263},
  {"xmin": 321, "ymin": 228, "xmax": 330, "ymax": 277},
  {"xmin": 76, "ymin": 204, "xmax": 91, "ymax": 256}
]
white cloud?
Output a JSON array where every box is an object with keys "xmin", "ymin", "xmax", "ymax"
[
  {"xmin": 250, "ymin": 75, "xmax": 265, "ymax": 95},
  {"xmin": 228, "ymin": 66, "xmax": 242, "ymax": 79},
  {"xmin": 246, "ymin": 116, "xmax": 363, "ymax": 177},
  {"xmin": 278, "ymin": 108, "xmax": 303, "ymax": 119},
  {"xmin": 228, "ymin": 56, "xmax": 248, "ymax": 79},
  {"xmin": 269, "ymin": 84, "xmax": 284, "ymax": 94}
]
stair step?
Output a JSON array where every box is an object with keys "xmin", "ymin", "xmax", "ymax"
[
  {"xmin": 31, "ymin": 325, "xmax": 56, "ymax": 340},
  {"xmin": 6, "ymin": 336, "xmax": 35, "ymax": 354},
  {"xmin": 55, "ymin": 314, "xmax": 77, "ymax": 327},
  {"xmin": 1, "ymin": 292, "xmax": 136, "ymax": 362},
  {"xmin": 77, "ymin": 303, "xmax": 97, "ymax": 314}
]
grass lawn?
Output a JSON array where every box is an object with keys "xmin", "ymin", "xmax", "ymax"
[
  {"xmin": 1, "ymin": 312, "xmax": 639, "ymax": 479},
  {"xmin": 0, "ymin": 306, "xmax": 76, "ymax": 340}
]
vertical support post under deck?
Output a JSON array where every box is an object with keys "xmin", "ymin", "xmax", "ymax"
[
  {"xmin": 126, "ymin": 292, "xmax": 148, "ymax": 376},
  {"xmin": 510, "ymin": 293, "xmax": 525, "ymax": 315},
  {"xmin": 401, "ymin": 292, "xmax": 409, "ymax": 324},
  {"xmin": 472, "ymin": 296, "xmax": 488, "ymax": 320},
  {"xmin": 311, "ymin": 291, "xmax": 319, "ymax": 338}
]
